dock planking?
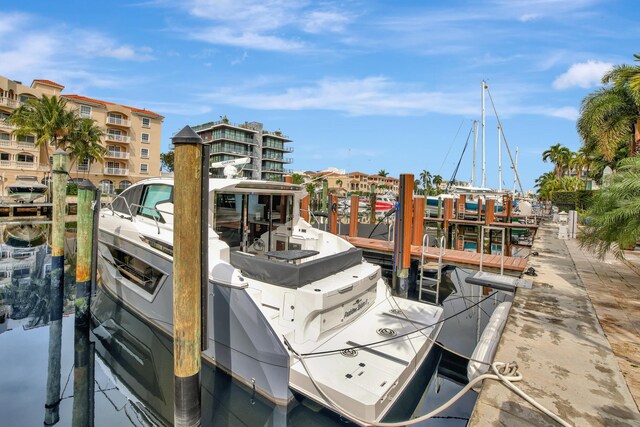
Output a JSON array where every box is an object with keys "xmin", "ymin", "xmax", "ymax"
[{"xmin": 342, "ymin": 236, "xmax": 528, "ymax": 275}]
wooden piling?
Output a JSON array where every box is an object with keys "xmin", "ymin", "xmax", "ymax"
[
  {"xmin": 443, "ymin": 198, "xmax": 454, "ymax": 248},
  {"xmin": 349, "ymin": 194, "xmax": 359, "ymax": 237},
  {"xmin": 301, "ymin": 195, "xmax": 310, "ymax": 222},
  {"xmin": 321, "ymin": 180, "xmax": 328, "ymax": 215},
  {"xmin": 369, "ymin": 184, "xmax": 377, "ymax": 224},
  {"xmin": 329, "ymin": 194, "xmax": 338, "ymax": 235},
  {"xmin": 392, "ymin": 174, "xmax": 413, "ymax": 298},
  {"xmin": 485, "ymin": 199, "xmax": 495, "ymax": 225},
  {"xmin": 458, "ymin": 194, "xmax": 466, "ymax": 219},
  {"xmin": 411, "ymin": 196, "xmax": 425, "ymax": 246},
  {"xmin": 75, "ymin": 179, "xmax": 95, "ymax": 326},
  {"xmin": 45, "ymin": 149, "xmax": 67, "ymax": 426},
  {"xmin": 172, "ymin": 126, "xmax": 203, "ymax": 427}
]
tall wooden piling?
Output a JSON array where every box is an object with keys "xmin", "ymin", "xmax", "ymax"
[
  {"xmin": 349, "ymin": 194, "xmax": 359, "ymax": 237},
  {"xmin": 45, "ymin": 149, "xmax": 67, "ymax": 426},
  {"xmin": 329, "ymin": 194, "xmax": 338, "ymax": 235},
  {"xmin": 485, "ymin": 199, "xmax": 495, "ymax": 224},
  {"xmin": 369, "ymin": 184, "xmax": 377, "ymax": 224},
  {"xmin": 321, "ymin": 179, "xmax": 328, "ymax": 215},
  {"xmin": 75, "ymin": 180, "xmax": 96, "ymax": 326},
  {"xmin": 412, "ymin": 196, "xmax": 425, "ymax": 246},
  {"xmin": 458, "ymin": 195, "xmax": 466, "ymax": 219},
  {"xmin": 392, "ymin": 174, "xmax": 413, "ymax": 298},
  {"xmin": 172, "ymin": 126, "xmax": 204, "ymax": 427},
  {"xmin": 443, "ymin": 198, "xmax": 454, "ymax": 248},
  {"xmin": 301, "ymin": 195, "xmax": 310, "ymax": 222}
]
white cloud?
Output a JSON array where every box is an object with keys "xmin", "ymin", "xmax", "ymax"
[
  {"xmin": 190, "ymin": 28, "xmax": 306, "ymax": 52},
  {"xmin": 552, "ymin": 60, "xmax": 613, "ymax": 90},
  {"xmin": 545, "ymin": 106, "xmax": 580, "ymax": 120},
  {"xmin": 303, "ymin": 11, "xmax": 351, "ymax": 34},
  {"xmin": 518, "ymin": 13, "xmax": 540, "ymax": 22},
  {"xmin": 202, "ymin": 76, "xmax": 478, "ymax": 116}
]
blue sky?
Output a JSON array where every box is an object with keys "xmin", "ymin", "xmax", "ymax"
[{"xmin": 1, "ymin": 0, "xmax": 638, "ymax": 190}]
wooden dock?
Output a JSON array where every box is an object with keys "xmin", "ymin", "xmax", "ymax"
[{"xmin": 342, "ymin": 236, "xmax": 528, "ymax": 275}]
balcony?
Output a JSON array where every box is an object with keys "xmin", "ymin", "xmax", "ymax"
[
  {"xmin": 15, "ymin": 161, "xmax": 36, "ymax": 169},
  {"xmin": 106, "ymin": 116, "xmax": 131, "ymax": 127},
  {"xmin": 262, "ymin": 165, "xmax": 292, "ymax": 173},
  {"xmin": 0, "ymin": 119, "xmax": 17, "ymax": 130},
  {"xmin": 211, "ymin": 146, "xmax": 253, "ymax": 157},
  {"xmin": 263, "ymin": 142, "xmax": 294, "ymax": 152},
  {"xmin": 0, "ymin": 139, "xmax": 11, "ymax": 147},
  {"xmin": 17, "ymin": 142, "xmax": 36, "ymax": 150},
  {"xmin": 104, "ymin": 167, "xmax": 129, "ymax": 176},
  {"xmin": 0, "ymin": 98, "xmax": 19, "ymax": 108},
  {"xmin": 262, "ymin": 154, "xmax": 292, "ymax": 163},
  {"xmin": 105, "ymin": 151, "xmax": 130, "ymax": 160},
  {"xmin": 105, "ymin": 134, "xmax": 131, "ymax": 144},
  {"xmin": 0, "ymin": 160, "xmax": 11, "ymax": 168}
]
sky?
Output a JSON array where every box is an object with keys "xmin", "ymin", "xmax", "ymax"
[{"xmin": 1, "ymin": 0, "xmax": 638, "ymax": 191}]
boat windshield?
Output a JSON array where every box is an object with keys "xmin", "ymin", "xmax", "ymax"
[{"xmin": 212, "ymin": 191, "xmax": 294, "ymax": 253}]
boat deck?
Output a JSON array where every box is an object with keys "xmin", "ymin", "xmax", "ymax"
[{"xmin": 342, "ymin": 236, "xmax": 528, "ymax": 275}]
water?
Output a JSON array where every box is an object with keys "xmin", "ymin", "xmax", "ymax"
[{"xmin": 0, "ymin": 228, "xmax": 511, "ymax": 426}]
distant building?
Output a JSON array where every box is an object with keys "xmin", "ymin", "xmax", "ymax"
[
  {"xmin": 0, "ymin": 76, "xmax": 164, "ymax": 193},
  {"xmin": 301, "ymin": 170, "xmax": 399, "ymax": 195},
  {"xmin": 192, "ymin": 118, "xmax": 293, "ymax": 181}
]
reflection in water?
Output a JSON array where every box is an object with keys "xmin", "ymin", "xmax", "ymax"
[{"xmin": 0, "ymin": 228, "xmax": 510, "ymax": 426}]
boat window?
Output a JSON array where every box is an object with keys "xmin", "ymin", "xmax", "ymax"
[
  {"xmin": 137, "ymin": 184, "xmax": 173, "ymax": 222},
  {"xmin": 106, "ymin": 245, "xmax": 164, "ymax": 294},
  {"xmin": 111, "ymin": 184, "xmax": 144, "ymax": 216}
]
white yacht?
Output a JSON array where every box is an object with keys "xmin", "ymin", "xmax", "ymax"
[
  {"xmin": 96, "ymin": 177, "xmax": 444, "ymax": 424},
  {"xmin": 6, "ymin": 176, "xmax": 48, "ymax": 203}
]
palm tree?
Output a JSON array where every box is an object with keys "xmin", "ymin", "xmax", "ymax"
[
  {"xmin": 413, "ymin": 179, "xmax": 421, "ymax": 193},
  {"xmin": 419, "ymin": 170, "xmax": 432, "ymax": 195},
  {"xmin": 291, "ymin": 173, "xmax": 305, "ymax": 184},
  {"xmin": 535, "ymin": 171, "xmax": 561, "ymax": 200},
  {"xmin": 542, "ymin": 143, "xmax": 572, "ymax": 179},
  {"xmin": 619, "ymin": 53, "xmax": 640, "ymax": 92},
  {"xmin": 579, "ymin": 156, "xmax": 640, "ymax": 259},
  {"xmin": 9, "ymin": 95, "xmax": 78, "ymax": 169},
  {"xmin": 67, "ymin": 118, "xmax": 106, "ymax": 175},
  {"xmin": 377, "ymin": 169, "xmax": 388, "ymax": 177},
  {"xmin": 432, "ymin": 175, "xmax": 443, "ymax": 194}
]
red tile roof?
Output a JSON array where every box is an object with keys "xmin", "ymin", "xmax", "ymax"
[
  {"xmin": 62, "ymin": 94, "xmax": 164, "ymax": 118},
  {"xmin": 32, "ymin": 79, "xmax": 65, "ymax": 89}
]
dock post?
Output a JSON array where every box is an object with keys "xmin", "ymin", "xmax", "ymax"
[
  {"xmin": 349, "ymin": 194, "xmax": 359, "ymax": 237},
  {"xmin": 369, "ymin": 184, "xmax": 377, "ymax": 224},
  {"xmin": 321, "ymin": 179, "xmax": 328, "ymax": 218},
  {"xmin": 75, "ymin": 179, "xmax": 96, "ymax": 326},
  {"xmin": 392, "ymin": 174, "xmax": 413, "ymax": 298},
  {"xmin": 328, "ymin": 194, "xmax": 338, "ymax": 235},
  {"xmin": 172, "ymin": 126, "xmax": 204, "ymax": 427},
  {"xmin": 411, "ymin": 196, "xmax": 425, "ymax": 246},
  {"xmin": 458, "ymin": 195, "xmax": 466, "ymax": 219},
  {"xmin": 301, "ymin": 195, "xmax": 310, "ymax": 222},
  {"xmin": 45, "ymin": 149, "xmax": 67, "ymax": 426},
  {"xmin": 443, "ymin": 198, "xmax": 454, "ymax": 249}
]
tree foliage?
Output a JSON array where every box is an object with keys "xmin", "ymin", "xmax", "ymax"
[
  {"xmin": 160, "ymin": 150, "xmax": 175, "ymax": 172},
  {"xmin": 579, "ymin": 156, "xmax": 640, "ymax": 259}
]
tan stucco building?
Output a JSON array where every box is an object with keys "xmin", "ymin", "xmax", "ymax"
[{"xmin": 0, "ymin": 76, "xmax": 163, "ymax": 193}]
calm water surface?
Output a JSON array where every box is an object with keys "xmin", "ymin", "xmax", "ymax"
[{"xmin": 0, "ymin": 230, "xmax": 511, "ymax": 426}]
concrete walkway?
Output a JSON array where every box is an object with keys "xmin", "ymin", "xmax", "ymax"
[{"xmin": 469, "ymin": 222, "xmax": 640, "ymax": 426}]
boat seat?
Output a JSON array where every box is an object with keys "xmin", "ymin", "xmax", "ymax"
[{"xmin": 230, "ymin": 248, "xmax": 363, "ymax": 288}]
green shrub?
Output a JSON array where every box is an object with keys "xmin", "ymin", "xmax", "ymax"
[
  {"xmin": 66, "ymin": 183, "xmax": 78, "ymax": 196},
  {"xmin": 552, "ymin": 190, "xmax": 598, "ymax": 211}
]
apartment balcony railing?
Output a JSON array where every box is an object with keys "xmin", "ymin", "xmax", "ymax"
[
  {"xmin": 105, "ymin": 151, "xmax": 130, "ymax": 160},
  {"xmin": 262, "ymin": 166, "xmax": 292, "ymax": 173},
  {"xmin": 0, "ymin": 140, "xmax": 11, "ymax": 147},
  {"xmin": 105, "ymin": 134, "xmax": 131, "ymax": 144},
  {"xmin": 0, "ymin": 98, "xmax": 20, "ymax": 108},
  {"xmin": 15, "ymin": 161, "xmax": 37, "ymax": 169},
  {"xmin": 0, "ymin": 160, "xmax": 11, "ymax": 168},
  {"xmin": 106, "ymin": 116, "xmax": 131, "ymax": 127},
  {"xmin": 263, "ymin": 131, "xmax": 290, "ymax": 139},
  {"xmin": 261, "ymin": 154, "xmax": 292, "ymax": 163},
  {"xmin": 0, "ymin": 119, "xmax": 17, "ymax": 130},
  {"xmin": 211, "ymin": 146, "xmax": 253, "ymax": 156},
  {"xmin": 209, "ymin": 135, "xmax": 257, "ymax": 145},
  {"xmin": 17, "ymin": 142, "xmax": 36, "ymax": 150},
  {"xmin": 104, "ymin": 167, "xmax": 129, "ymax": 176},
  {"xmin": 263, "ymin": 142, "xmax": 294, "ymax": 152}
]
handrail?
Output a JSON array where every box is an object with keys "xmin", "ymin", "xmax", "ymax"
[
  {"xmin": 130, "ymin": 203, "xmax": 161, "ymax": 235},
  {"xmin": 479, "ymin": 225, "xmax": 505, "ymax": 275},
  {"xmin": 419, "ymin": 234, "xmax": 445, "ymax": 304},
  {"xmin": 388, "ymin": 221, "xmax": 395, "ymax": 243},
  {"xmin": 107, "ymin": 194, "xmax": 134, "ymax": 219}
]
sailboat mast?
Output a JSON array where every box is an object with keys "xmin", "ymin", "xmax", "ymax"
[
  {"xmin": 498, "ymin": 124, "xmax": 502, "ymax": 192},
  {"xmin": 472, "ymin": 120, "xmax": 478, "ymax": 186},
  {"xmin": 513, "ymin": 146, "xmax": 519, "ymax": 194},
  {"xmin": 481, "ymin": 80, "xmax": 486, "ymax": 188}
]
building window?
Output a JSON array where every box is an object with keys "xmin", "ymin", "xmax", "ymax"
[
  {"xmin": 119, "ymin": 180, "xmax": 132, "ymax": 190},
  {"xmin": 17, "ymin": 135, "xmax": 35, "ymax": 143},
  {"xmin": 140, "ymin": 164, "xmax": 149, "ymax": 174},
  {"xmin": 141, "ymin": 133, "xmax": 150, "ymax": 143},
  {"xmin": 0, "ymin": 133, "xmax": 9, "ymax": 141},
  {"xmin": 140, "ymin": 148, "xmax": 149, "ymax": 159},
  {"xmin": 16, "ymin": 153, "xmax": 34, "ymax": 163},
  {"xmin": 99, "ymin": 180, "xmax": 114, "ymax": 194},
  {"xmin": 80, "ymin": 105, "xmax": 92, "ymax": 119},
  {"xmin": 78, "ymin": 158, "xmax": 90, "ymax": 172},
  {"xmin": 142, "ymin": 117, "xmax": 150, "ymax": 128}
]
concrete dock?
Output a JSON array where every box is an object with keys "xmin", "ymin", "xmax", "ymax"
[{"xmin": 469, "ymin": 222, "xmax": 640, "ymax": 426}]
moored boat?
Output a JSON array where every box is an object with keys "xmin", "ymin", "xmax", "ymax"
[
  {"xmin": 96, "ymin": 176, "xmax": 444, "ymax": 424},
  {"xmin": 6, "ymin": 176, "xmax": 48, "ymax": 203}
]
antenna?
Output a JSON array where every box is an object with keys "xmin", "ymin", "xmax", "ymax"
[{"xmin": 210, "ymin": 157, "xmax": 251, "ymax": 179}]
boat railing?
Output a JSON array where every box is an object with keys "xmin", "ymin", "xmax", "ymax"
[
  {"xmin": 388, "ymin": 221, "xmax": 394, "ymax": 243},
  {"xmin": 130, "ymin": 204, "xmax": 162, "ymax": 235},
  {"xmin": 479, "ymin": 225, "xmax": 505, "ymax": 276},
  {"xmin": 107, "ymin": 194, "xmax": 135, "ymax": 219}
]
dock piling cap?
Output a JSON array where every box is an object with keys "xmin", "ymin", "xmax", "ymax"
[
  {"xmin": 78, "ymin": 179, "xmax": 96, "ymax": 191},
  {"xmin": 172, "ymin": 125, "xmax": 203, "ymax": 145}
]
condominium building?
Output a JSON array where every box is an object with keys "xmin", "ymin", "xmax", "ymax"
[
  {"xmin": 0, "ymin": 76, "xmax": 163, "ymax": 194},
  {"xmin": 303, "ymin": 170, "xmax": 400, "ymax": 195},
  {"xmin": 192, "ymin": 118, "xmax": 293, "ymax": 181}
]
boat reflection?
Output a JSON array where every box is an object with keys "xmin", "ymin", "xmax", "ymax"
[{"xmin": 90, "ymin": 286, "xmax": 356, "ymax": 426}]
